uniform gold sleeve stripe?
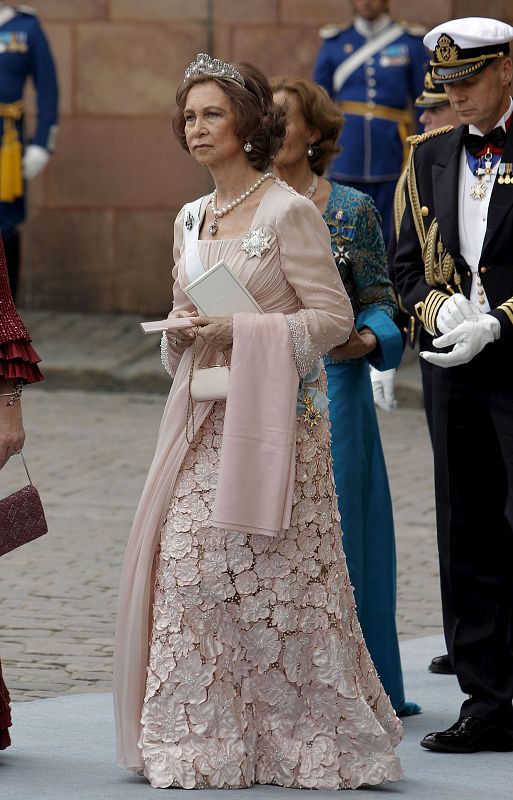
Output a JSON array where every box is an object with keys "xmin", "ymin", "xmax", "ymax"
[
  {"xmin": 498, "ymin": 301, "xmax": 513, "ymax": 326},
  {"xmin": 423, "ymin": 290, "xmax": 448, "ymax": 335}
]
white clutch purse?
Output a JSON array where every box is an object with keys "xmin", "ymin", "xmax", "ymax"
[
  {"xmin": 190, "ymin": 364, "xmax": 230, "ymax": 402},
  {"xmin": 187, "ymin": 339, "xmax": 230, "ymax": 443}
]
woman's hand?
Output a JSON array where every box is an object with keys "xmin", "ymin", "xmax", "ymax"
[
  {"xmin": 329, "ymin": 326, "xmax": 377, "ymax": 362},
  {"xmin": 194, "ymin": 317, "xmax": 233, "ymax": 351},
  {"xmin": 166, "ymin": 309, "xmax": 198, "ymax": 349},
  {"xmin": 0, "ymin": 402, "xmax": 25, "ymax": 470}
]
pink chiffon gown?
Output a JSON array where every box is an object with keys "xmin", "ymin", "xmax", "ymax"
[{"xmin": 114, "ymin": 180, "xmax": 403, "ymax": 790}]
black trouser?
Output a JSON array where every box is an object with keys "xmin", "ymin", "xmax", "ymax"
[
  {"xmin": 419, "ymin": 328, "xmax": 434, "ymax": 444},
  {"xmin": 431, "ymin": 344, "xmax": 513, "ymax": 729},
  {"xmin": 2, "ymin": 228, "xmax": 20, "ymax": 300}
]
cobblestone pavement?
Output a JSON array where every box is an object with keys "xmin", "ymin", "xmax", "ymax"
[{"xmin": 0, "ymin": 388, "xmax": 439, "ymax": 702}]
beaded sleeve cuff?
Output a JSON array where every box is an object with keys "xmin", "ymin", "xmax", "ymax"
[{"xmin": 285, "ymin": 314, "xmax": 317, "ymax": 378}]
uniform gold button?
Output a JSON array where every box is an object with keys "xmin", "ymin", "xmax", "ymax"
[
  {"xmin": 478, "ymin": 288, "xmax": 484, "ymax": 295},
  {"xmin": 479, "ymin": 298, "xmax": 486, "ymax": 304},
  {"xmin": 480, "ymin": 266, "xmax": 487, "ymax": 273},
  {"xmin": 421, "ymin": 206, "xmax": 429, "ymax": 216},
  {"xmin": 477, "ymin": 278, "xmax": 482, "ymax": 286}
]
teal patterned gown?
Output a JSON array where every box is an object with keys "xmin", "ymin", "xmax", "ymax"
[{"xmin": 323, "ymin": 182, "xmax": 419, "ymax": 716}]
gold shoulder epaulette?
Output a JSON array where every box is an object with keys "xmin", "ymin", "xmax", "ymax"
[
  {"xmin": 399, "ymin": 20, "xmax": 427, "ymax": 37},
  {"xmin": 407, "ymin": 125, "xmax": 454, "ymax": 146},
  {"xmin": 16, "ymin": 5, "xmax": 37, "ymax": 14},
  {"xmin": 319, "ymin": 23, "xmax": 350, "ymax": 39}
]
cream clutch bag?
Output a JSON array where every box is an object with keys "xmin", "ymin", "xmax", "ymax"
[{"xmin": 190, "ymin": 364, "xmax": 230, "ymax": 402}]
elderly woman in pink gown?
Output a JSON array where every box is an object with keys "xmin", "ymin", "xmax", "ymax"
[{"xmin": 113, "ymin": 55, "xmax": 403, "ymax": 791}]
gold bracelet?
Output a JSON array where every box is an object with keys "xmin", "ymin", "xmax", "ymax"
[{"xmin": 0, "ymin": 380, "xmax": 23, "ymax": 406}]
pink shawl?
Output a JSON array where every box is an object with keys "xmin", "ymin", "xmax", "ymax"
[
  {"xmin": 113, "ymin": 338, "xmax": 216, "ymax": 771},
  {"xmin": 114, "ymin": 317, "xmax": 299, "ymax": 770},
  {"xmin": 212, "ymin": 312, "xmax": 299, "ymax": 537}
]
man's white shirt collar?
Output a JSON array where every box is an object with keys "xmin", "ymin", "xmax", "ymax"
[
  {"xmin": 354, "ymin": 13, "xmax": 391, "ymax": 39},
  {"xmin": 469, "ymin": 96, "xmax": 513, "ymax": 136}
]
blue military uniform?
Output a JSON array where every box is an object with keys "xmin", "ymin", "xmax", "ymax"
[
  {"xmin": 0, "ymin": 4, "xmax": 58, "ymax": 294},
  {"xmin": 314, "ymin": 16, "xmax": 426, "ymax": 244}
]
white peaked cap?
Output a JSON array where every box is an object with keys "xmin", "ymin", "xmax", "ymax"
[
  {"xmin": 424, "ymin": 17, "xmax": 513, "ymax": 83},
  {"xmin": 424, "ymin": 17, "xmax": 513, "ymax": 51}
]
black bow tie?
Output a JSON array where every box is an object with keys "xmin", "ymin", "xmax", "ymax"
[{"xmin": 464, "ymin": 126, "xmax": 506, "ymax": 156}]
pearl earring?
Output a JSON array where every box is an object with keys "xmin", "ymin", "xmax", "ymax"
[
  {"xmin": 244, "ymin": 142, "xmax": 253, "ymax": 153},
  {"xmin": 307, "ymin": 145, "xmax": 314, "ymax": 157}
]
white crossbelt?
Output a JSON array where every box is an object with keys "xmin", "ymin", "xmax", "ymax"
[{"xmin": 333, "ymin": 23, "xmax": 405, "ymax": 93}]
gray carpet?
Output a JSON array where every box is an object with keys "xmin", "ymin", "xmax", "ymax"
[{"xmin": 0, "ymin": 635, "xmax": 512, "ymax": 800}]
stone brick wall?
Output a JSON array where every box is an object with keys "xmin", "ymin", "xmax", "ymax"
[{"xmin": 21, "ymin": 0, "xmax": 510, "ymax": 313}]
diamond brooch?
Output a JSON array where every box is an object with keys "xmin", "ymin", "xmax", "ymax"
[{"xmin": 241, "ymin": 228, "xmax": 272, "ymax": 258}]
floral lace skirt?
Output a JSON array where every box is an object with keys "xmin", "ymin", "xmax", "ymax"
[{"xmin": 140, "ymin": 390, "xmax": 402, "ymax": 790}]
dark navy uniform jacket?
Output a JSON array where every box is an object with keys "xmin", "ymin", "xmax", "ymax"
[
  {"xmin": 0, "ymin": 5, "xmax": 58, "ymax": 232},
  {"xmin": 394, "ymin": 125, "xmax": 513, "ymax": 347},
  {"xmin": 314, "ymin": 20, "xmax": 426, "ymax": 183}
]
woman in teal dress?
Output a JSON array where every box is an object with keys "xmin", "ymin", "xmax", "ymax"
[{"xmin": 272, "ymin": 75, "xmax": 419, "ymax": 716}]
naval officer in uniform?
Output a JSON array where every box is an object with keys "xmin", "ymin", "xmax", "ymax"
[
  {"xmin": 0, "ymin": 4, "xmax": 58, "ymax": 298},
  {"xmin": 314, "ymin": 0, "xmax": 426, "ymax": 245},
  {"xmin": 415, "ymin": 68, "xmax": 460, "ymax": 136},
  {"xmin": 373, "ymin": 68, "xmax": 460, "ymax": 418},
  {"xmin": 394, "ymin": 17, "xmax": 513, "ymax": 753}
]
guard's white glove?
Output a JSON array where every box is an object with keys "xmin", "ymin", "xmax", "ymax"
[
  {"xmin": 436, "ymin": 293, "xmax": 481, "ymax": 334},
  {"xmin": 370, "ymin": 366, "xmax": 397, "ymax": 411},
  {"xmin": 22, "ymin": 145, "xmax": 50, "ymax": 180},
  {"xmin": 421, "ymin": 315, "xmax": 500, "ymax": 368}
]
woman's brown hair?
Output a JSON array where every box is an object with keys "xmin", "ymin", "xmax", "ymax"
[
  {"xmin": 270, "ymin": 75, "xmax": 342, "ymax": 176},
  {"xmin": 173, "ymin": 62, "xmax": 286, "ymax": 171}
]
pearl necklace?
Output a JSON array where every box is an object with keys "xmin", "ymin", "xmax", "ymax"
[
  {"xmin": 303, "ymin": 173, "xmax": 318, "ymax": 199},
  {"xmin": 209, "ymin": 171, "xmax": 274, "ymax": 236}
]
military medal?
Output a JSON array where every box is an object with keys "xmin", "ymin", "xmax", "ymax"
[
  {"xmin": 498, "ymin": 163, "xmax": 513, "ymax": 185},
  {"xmin": 302, "ymin": 392, "xmax": 321, "ymax": 429},
  {"xmin": 470, "ymin": 148, "xmax": 493, "ymax": 201},
  {"xmin": 470, "ymin": 179, "xmax": 487, "ymax": 201}
]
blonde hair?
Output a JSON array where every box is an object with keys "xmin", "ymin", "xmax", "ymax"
[{"xmin": 270, "ymin": 75, "xmax": 342, "ymax": 175}]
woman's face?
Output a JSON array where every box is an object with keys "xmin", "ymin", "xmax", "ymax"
[
  {"xmin": 419, "ymin": 102, "xmax": 459, "ymax": 132},
  {"xmin": 183, "ymin": 80, "xmax": 242, "ymax": 167},
  {"xmin": 273, "ymin": 89, "xmax": 313, "ymax": 169}
]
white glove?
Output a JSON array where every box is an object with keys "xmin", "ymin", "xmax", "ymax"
[
  {"xmin": 370, "ymin": 366, "xmax": 397, "ymax": 411},
  {"xmin": 22, "ymin": 145, "xmax": 50, "ymax": 181},
  {"xmin": 420, "ymin": 315, "xmax": 500, "ymax": 368},
  {"xmin": 436, "ymin": 293, "xmax": 481, "ymax": 334}
]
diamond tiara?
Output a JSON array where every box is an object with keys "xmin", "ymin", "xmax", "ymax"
[{"xmin": 184, "ymin": 53, "xmax": 245, "ymax": 87}]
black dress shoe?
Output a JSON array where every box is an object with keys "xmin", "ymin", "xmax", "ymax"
[
  {"xmin": 421, "ymin": 716, "xmax": 513, "ymax": 753},
  {"xmin": 428, "ymin": 654, "xmax": 455, "ymax": 674}
]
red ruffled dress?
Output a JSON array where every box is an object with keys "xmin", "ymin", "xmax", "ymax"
[{"xmin": 0, "ymin": 236, "xmax": 43, "ymax": 750}]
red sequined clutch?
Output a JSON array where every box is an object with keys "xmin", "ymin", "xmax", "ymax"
[{"xmin": 0, "ymin": 454, "xmax": 47, "ymax": 558}]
